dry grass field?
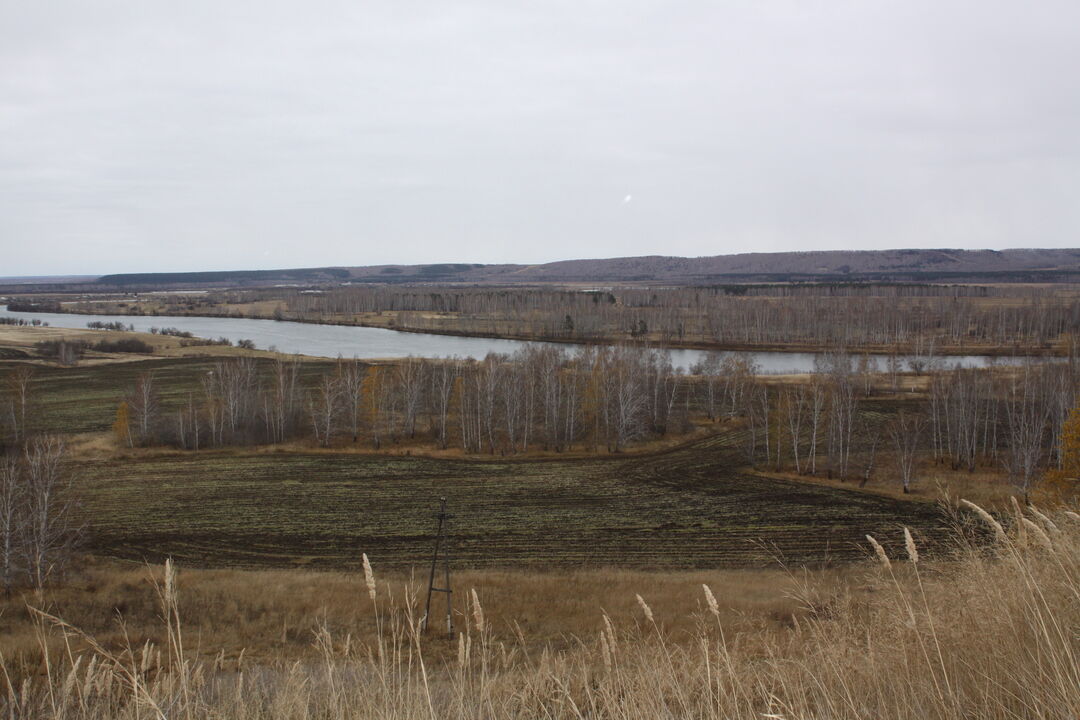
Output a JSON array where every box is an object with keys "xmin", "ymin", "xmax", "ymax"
[
  {"xmin": 0, "ymin": 560, "xmax": 839, "ymax": 674},
  {"xmin": 1, "ymin": 504, "xmax": 1076, "ymax": 719}
]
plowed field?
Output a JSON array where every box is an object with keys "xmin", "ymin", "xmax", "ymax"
[{"xmin": 78, "ymin": 429, "xmax": 946, "ymax": 569}]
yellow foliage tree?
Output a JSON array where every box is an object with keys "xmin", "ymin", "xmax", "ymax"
[
  {"xmin": 113, "ymin": 401, "xmax": 132, "ymax": 448},
  {"xmin": 1044, "ymin": 405, "xmax": 1080, "ymax": 502}
]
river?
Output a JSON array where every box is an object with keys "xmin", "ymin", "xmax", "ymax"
[{"xmin": 0, "ymin": 306, "xmax": 1037, "ymax": 373}]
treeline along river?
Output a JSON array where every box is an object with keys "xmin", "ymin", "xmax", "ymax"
[{"xmin": 0, "ymin": 306, "xmax": 1038, "ymax": 373}]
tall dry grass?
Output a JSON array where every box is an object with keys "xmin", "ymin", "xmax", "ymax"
[{"xmin": 2, "ymin": 503, "xmax": 1077, "ymax": 719}]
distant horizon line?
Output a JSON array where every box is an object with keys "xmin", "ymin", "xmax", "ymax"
[{"xmin": 5, "ymin": 246, "xmax": 1080, "ymax": 281}]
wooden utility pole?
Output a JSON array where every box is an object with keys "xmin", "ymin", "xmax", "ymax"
[{"xmin": 422, "ymin": 497, "xmax": 453, "ymax": 638}]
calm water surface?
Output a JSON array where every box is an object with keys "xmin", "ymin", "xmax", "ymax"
[{"xmin": 0, "ymin": 306, "xmax": 1035, "ymax": 373}]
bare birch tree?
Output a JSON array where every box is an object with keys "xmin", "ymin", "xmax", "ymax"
[
  {"xmin": 21, "ymin": 436, "xmax": 77, "ymax": 589},
  {"xmin": 127, "ymin": 371, "xmax": 159, "ymax": 445},
  {"xmin": 336, "ymin": 359, "xmax": 366, "ymax": 443},
  {"xmin": 309, "ymin": 373, "xmax": 341, "ymax": 447},
  {"xmin": 0, "ymin": 455, "xmax": 22, "ymax": 593},
  {"xmin": 887, "ymin": 410, "xmax": 926, "ymax": 493},
  {"xmin": 7, "ymin": 366, "xmax": 34, "ymax": 442}
]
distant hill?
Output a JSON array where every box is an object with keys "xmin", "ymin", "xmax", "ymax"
[
  {"xmin": 95, "ymin": 267, "xmax": 351, "ymax": 286},
  {"xmin": 0, "ymin": 275, "xmax": 99, "ymax": 285},
  {"xmin": 479, "ymin": 248, "xmax": 1080, "ymax": 283},
  {"xmin": 343, "ymin": 248, "xmax": 1080, "ymax": 284},
  {"xmin": 10, "ymin": 249, "xmax": 1078, "ymax": 292}
]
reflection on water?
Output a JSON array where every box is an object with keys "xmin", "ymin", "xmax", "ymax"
[{"xmin": 0, "ymin": 306, "xmax": 1039, "ymax": 373}]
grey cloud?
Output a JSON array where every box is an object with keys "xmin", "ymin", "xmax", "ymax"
[{"xmin": 2, "ymin": 1, "xmax": 1079, "ymax": 274}]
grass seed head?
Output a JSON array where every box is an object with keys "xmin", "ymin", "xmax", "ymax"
[
  {"xmin": 599, "ymin": 627, "xmax": 613, "ymax": 672},
  {"xmin": 163, "ymin": 558, "xmax": 177, "ymax": 609},
  {"xmin": 362, "ymin": 553, "xmax": 376, "ymax": 602},
  {"xmin": 866, "ymin": 534, "xmax": 891, "ymax": 570},
  {"xmin": 602, "ymin": 613, "xmax": 616, "ymax": 650},
  {"xmin": 960, "ymin": 499, "xmax": 1006, "ymax": 543},
  {"xmin": 635, "ymin": 594, "xmax": 654, "ymax": 623},
  {"xmin": 903, "ymin": 527, "xmax": 919, "ymax": 564},
  {"xmin": 1022, "ymin": 518, "xmax": 1054, "ymax": 551},
  {"xmin": 1028, "ymin": 505, "xmax": 1061, "ymax": 535},
  {"xmin": 471, "ymin": 588, "xmax": 485, "ymax": 634},
  {"xmin": 702, "ymin": 584, "xmax": 720, "ymax": 617}
]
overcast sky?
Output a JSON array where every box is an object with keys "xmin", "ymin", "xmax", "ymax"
[{"xmin": 2, "ymin": 1, "xmax": 1079, "ymax": 275}]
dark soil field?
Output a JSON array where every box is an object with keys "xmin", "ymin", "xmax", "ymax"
[{"xmin": 76, "ymin": 429, "xmax": 947, "ymax": 570}]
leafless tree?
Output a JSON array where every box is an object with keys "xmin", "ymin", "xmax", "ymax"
[
  {"xmin": 610, "ymin": 347, "xmax": 647, "ymax": 451},
  {"xmin": 179, "ymin": 392, "xmax": 200, "ymax": 451},
  {"xmin": 886, "ymin": 352, "xmax": 902, "ymax": 391},
  {"xmin": 127, "ymin": 371, "xmax": 159, "ymax": 445},
  {"xmin": 0, "ymin": 455, "xmax": 22, "ymax": 593},
  {"xmin": 806, "ymin": 375, "xmax": 826, "ymax": 475},
  {"xmin": 336, "ymin": 359, "xmax": 366, "ymax": 443},
  {"xmin": 219, "ymin": 357, "xmax": 259, "ymax": 439},
  {"xmin": 887, "ymin": 410, "xmax": 927, "ymax": 493},
  {"xmin": 692, "ymin": 352, "xmax": 722, "ymax": 421},
  {"xmin": 860, "ymin": 432, "xmax": 880, "ymax": 488},
  {"xmin": 201, "ymin": 370, "xmax": 225, "ymax": 446},
  {"xmin": 263, "ymin": 357, "xmax": 303, "ymax": 444},
  {"xmin": 364, "ymin": 365, "xmax": 394, "ymax": 449},
  {"xmin": 309, "ymin": 373, "xmax": 341, "ymax": 447},
  {"xmin": 7, "ymin": 366, "xmax": 34, "ymax": 442},
  {"xmin": 428, "ymin": 359, "xmax": 461, "ymax": 449},
  {"xmin": 741, "ymin": 382, "xmax": 769, "ymax": 465},
  {"xmin": 820, "ymin": 352, "xmax": 859, "ymax": 480},
  {"xmin": 395, "ymin": 358, "xmax": 427, "ymax": 439},
  {"xmin": 722, "ymin": 354, "xmax": 756, "ymax": 417},
  {"xmin": 1003, "ymin": 365, "xmax": 1052, "ymax": 502},
  {"xmin": 782, "ymin": 385, "xmax": 808, "ymax": 474},
  {"xmin": 20, "ymin": 436, "xmax": 77, "ymax": 589}
]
